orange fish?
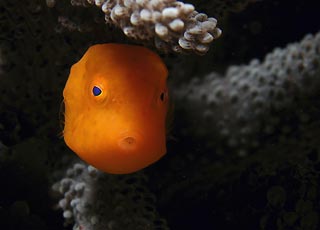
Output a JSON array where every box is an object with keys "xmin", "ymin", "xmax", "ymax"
[{"xmin": 63, "ymin": 44, "xmax": 169, "ymax": 174}]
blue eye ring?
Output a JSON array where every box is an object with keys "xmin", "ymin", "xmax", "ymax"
[{"xmin": 92, "ymin": 86, "xmax": 102, "ymax": 96}]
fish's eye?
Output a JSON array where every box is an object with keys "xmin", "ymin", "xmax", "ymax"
[
  {"xmin": 92, "ymin": 86, "xmax": 102, "ymax": 96},
  {"xmin": 160, "ymin": 91, "xmax": 168, "ymax": 102},
  {"xmin": 160, "ymin": 92, "xmax": 165, "ymax": 101}
]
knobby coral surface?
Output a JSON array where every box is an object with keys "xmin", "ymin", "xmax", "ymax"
[
  {"xmin": 52, "ymin": 162, "xmax": 169, "ymax": 230},
  {"xmin": 47, "ymin": 0, "xmax": 222, "ymax": 54},
  {"xmin": 174, "ymin": 32, "xmax": 320, "ymax": 155}
]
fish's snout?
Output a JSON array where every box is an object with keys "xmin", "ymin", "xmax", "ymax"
[
  {"xmin": 119, "ymin": 136, "xmax": 137, "ymax": 150},
  {"xmin": 118, "ymin": 131, "xmax": 142, "ymax": 151}
]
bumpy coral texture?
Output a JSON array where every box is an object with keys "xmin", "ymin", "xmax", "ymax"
[
  {"xmin": 52, "ymin": 162, "xmax": 169, "ymax": 230},
  {"xmin": 175, "ymin": 32, "xmax": 320, "ymax": 155},
  {"xmin": 47, "ymin": 0, "xmax": 222, "ymax": 54}
]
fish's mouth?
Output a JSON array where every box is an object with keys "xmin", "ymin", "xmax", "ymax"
[{"xmin": 117, "ymin": 131, "xmax": 143, "ymax": 152}]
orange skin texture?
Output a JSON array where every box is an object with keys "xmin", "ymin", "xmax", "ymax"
[{"xmin": 63, "ymin": 44, "xmax": 169, "ymax": 174}]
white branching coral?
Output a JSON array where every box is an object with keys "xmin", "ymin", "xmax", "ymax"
[{"xmin": 47, "ymin": 0, "xmax": 222, "ymax": 54}]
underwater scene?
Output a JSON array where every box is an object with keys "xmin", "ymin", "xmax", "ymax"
[{"xmin": 1, "ymin": 0, "xmax": 320, "ymax": 229}]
